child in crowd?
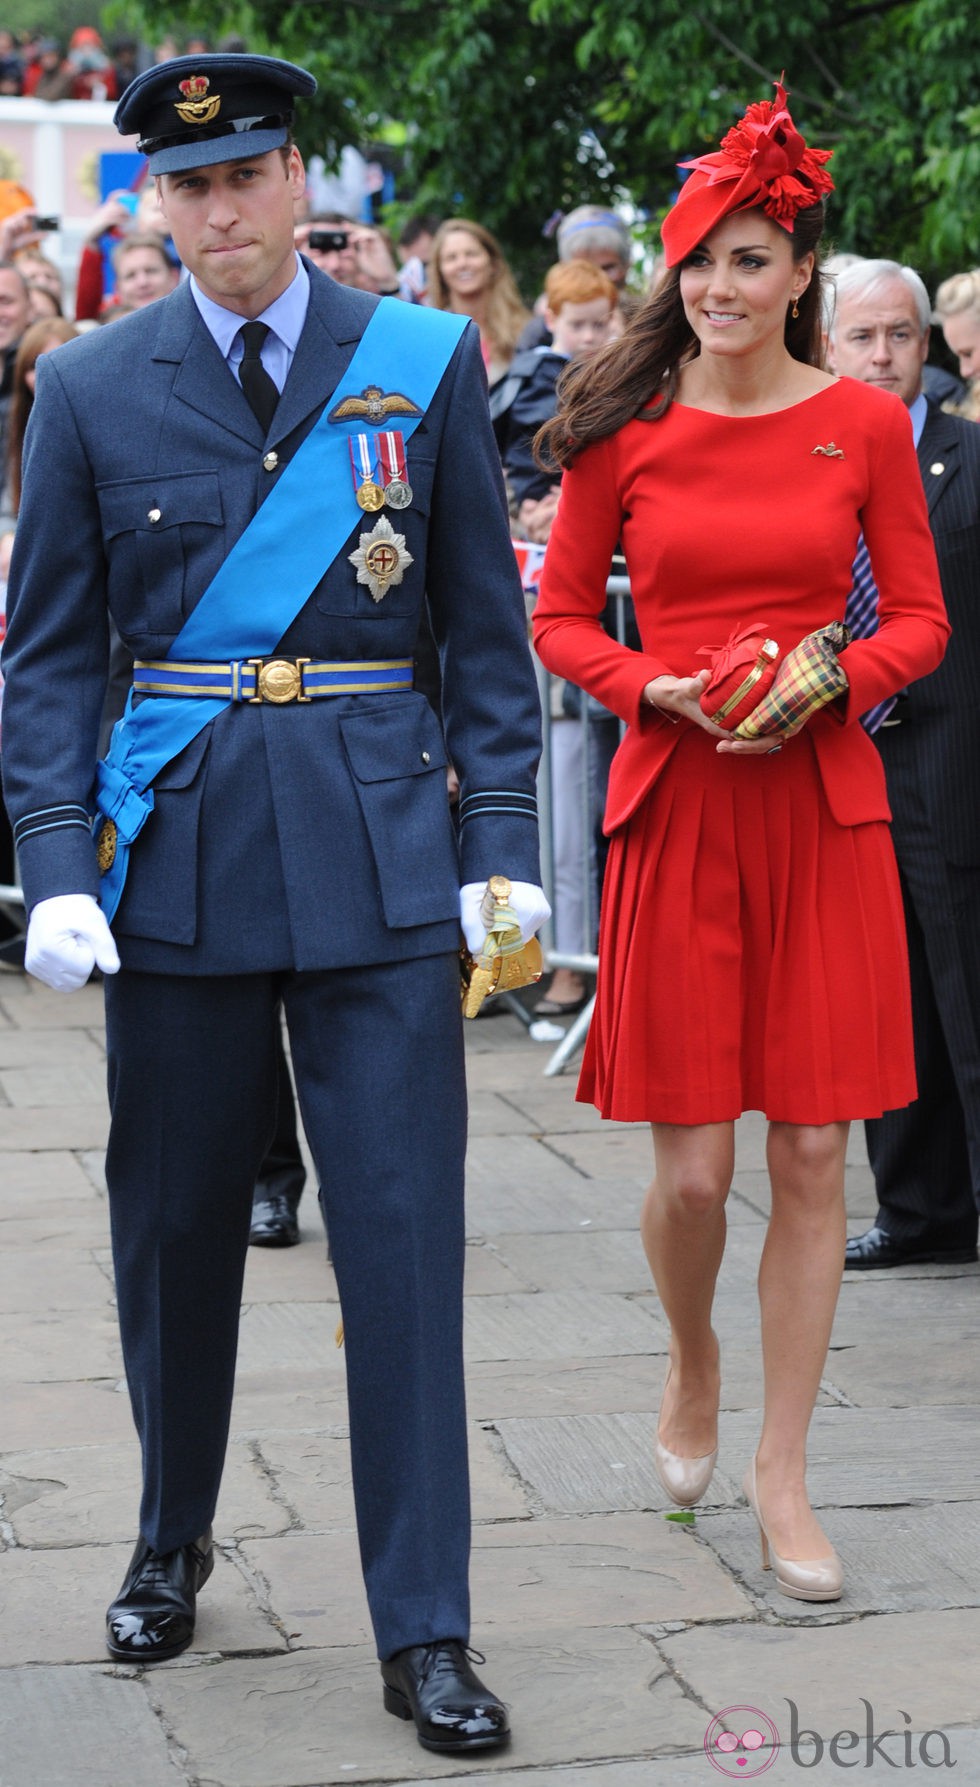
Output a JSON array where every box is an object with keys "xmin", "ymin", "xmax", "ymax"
[{"xmin": 501, "ymin": 259, "xmax": 616, "ymax": 533}]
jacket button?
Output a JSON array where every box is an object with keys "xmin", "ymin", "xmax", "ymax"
[
  {"xmin": 421, "ymin": 751, "xmax": 430, "ymax": 763},
  {"xmin": 263, "ymin": 451, "xmax": 279, "ymax": 472},
  {"xmin": 147, "ymin": 507, "xmax": 161, "ymax": 523}
]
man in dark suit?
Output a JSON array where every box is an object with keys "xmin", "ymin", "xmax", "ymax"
[
  {"xmin": 1, "ymin": 54, "xmax": 547, "ymax": 1753},
  {"xmin": 827, "ymin": 258, "xmax": 980, "ymax": 1270}
]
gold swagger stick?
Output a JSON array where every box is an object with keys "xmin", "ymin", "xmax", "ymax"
[{"xmin": 460, "ymin": 875, "xmax": 543, "ymax": 1019}]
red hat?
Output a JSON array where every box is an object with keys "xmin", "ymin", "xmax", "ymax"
[{"xmin": 661, "ymin": 78, "xmax": 834, "ymax": 268}]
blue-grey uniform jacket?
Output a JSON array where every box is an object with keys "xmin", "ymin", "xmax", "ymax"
[{"xmin": 1, "ymin": 265, "xmax": 542, "ymax": 974}]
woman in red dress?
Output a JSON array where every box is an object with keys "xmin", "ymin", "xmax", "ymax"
[{"xmin": 533, "ymin": 83, "xmax": 949, "ymax": 1602}]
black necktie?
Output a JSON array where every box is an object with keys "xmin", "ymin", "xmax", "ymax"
[{"xmin": 238, "ymin": 320, "xmax": 279, "ymax": 432}]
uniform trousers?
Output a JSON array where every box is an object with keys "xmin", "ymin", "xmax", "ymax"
[
  {"xmin": 103, "ymin": 950, "xmax": 471, "ymax": 1659},
  {"xmin": 865, "ymin": 728, "xmax": 980, "ymax": 1246}
]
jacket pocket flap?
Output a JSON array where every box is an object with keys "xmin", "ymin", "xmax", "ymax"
[
  {"xmin": 340, "ymin": 703, "xmax": 447, "ymax": 783},
  {"xmin": 97, "ymin": 472, "xmax": 223, "ymax": 539}
]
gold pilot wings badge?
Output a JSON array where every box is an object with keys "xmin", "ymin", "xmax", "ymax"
[
  {"xmin": 175, "ymin": 75, "xmax": 221, "ymax": 125},
  {"xmin": 330, "ymin": 385, "xmax": 423, "ymax": 424}
]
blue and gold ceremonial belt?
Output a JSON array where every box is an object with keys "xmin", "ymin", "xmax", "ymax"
[{"xmin": 132, "ymin": 656, "xmax": 414, "ymax": 703}]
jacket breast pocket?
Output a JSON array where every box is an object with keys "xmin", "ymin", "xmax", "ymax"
[
  {"xmin": 97, "ymin": 471, "xmax": 224, "ymax": 635},
  {"xmin": 340, "ymin": 701, "xmax": 461, "ymax": 928},
  {"xmin": 313, "ymin": 455, "xmax": 436, "ymax": 617}
]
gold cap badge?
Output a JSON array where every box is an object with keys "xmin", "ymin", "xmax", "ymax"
[{"xmin": 175, "ymin": 75, "xmax": 222, "ymax": 126}]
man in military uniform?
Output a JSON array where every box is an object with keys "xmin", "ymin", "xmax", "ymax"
[{"xmin": 1, "ymin": 55, "xmax": 546, "ymax": 1756}]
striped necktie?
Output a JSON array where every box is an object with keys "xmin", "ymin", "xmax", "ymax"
[{"xmin": 844, "ymin": 533, "xmax": 897, "ymax": 733}]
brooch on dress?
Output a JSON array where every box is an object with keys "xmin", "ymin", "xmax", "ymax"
[{"xmin": 811, "ymin": 442, "xmax": 845, "ymax": 458}]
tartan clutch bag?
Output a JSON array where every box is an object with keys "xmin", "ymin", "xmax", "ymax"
[
  {"xmin": 698, "ymin": 625, "xmax": 781, "ymax": 731},
  {"xmin": 733, "ymin": 621, "xmax": 852, "ymax": 740}
]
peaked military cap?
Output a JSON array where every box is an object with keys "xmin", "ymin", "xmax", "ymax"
[{"xmin": 114, "ymin": 53, "xmax": 316, "ymax": 176}]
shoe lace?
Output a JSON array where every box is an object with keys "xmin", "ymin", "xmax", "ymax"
[
  {"xmin": 417, "ymin": 1641, "xmax": 486, "ymax": 1686},
  {"xmin": 133, "ymin": 1539, "xmax": 205, "ymax": 1592}
]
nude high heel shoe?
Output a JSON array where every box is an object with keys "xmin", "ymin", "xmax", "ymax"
[
  {"xmin": 654, "ymin": 1368, "xmax": 718, "ymax": 1508},
  {"xmin": 742, "ymin": 1458, "xmax": 843, "ymax": 1603}
]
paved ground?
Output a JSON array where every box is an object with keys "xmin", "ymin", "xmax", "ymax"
[{"xmin": 1, "ymin": 968, "xmax": 979, "ymax": 1787}]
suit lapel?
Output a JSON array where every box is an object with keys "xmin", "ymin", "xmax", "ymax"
[
  {"xmin": 917, "ymin": 402, "xmax": 961, "ymax": 518},
  {"xmin": 149, "ymin": 267, "xmax": 375, "ymax": 451},
  {"xmin": 266, "ymin": 268, "xmax": 371, "ymax": 449}
]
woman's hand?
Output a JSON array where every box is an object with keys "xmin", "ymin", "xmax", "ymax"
[{"xmin": 642, "ymin": 672, "xmax": 801, "ymax": 754}]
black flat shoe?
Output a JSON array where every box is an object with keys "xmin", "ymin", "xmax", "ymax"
[
  {"xmin": 249, "ymin": 1191, "xmax": 300, "ymax": 1247},
  {"xmin": 106, "ymin": 1529, "xmax": 213, "ymax": 1662},
  {"xmin": 380, "ymin": 1640, "xmax": 510, "ymax": 1753},
  {"xmin": 845, "ymin": 1224, "xmax": 978, "ymax": 1270}
]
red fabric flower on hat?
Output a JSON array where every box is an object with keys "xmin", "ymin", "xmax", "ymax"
[{"xmin": 661, "ymin": 77, "xmax": 834, "ymax": 266}]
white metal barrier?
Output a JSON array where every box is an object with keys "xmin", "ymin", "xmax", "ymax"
[{"xmin": 533, "ymin": 575, "xmax": 631, "ymax": 1075}]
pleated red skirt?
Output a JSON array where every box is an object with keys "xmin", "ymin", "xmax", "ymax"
[{"xmin": 579, "ymin": 728, "xmax": 915, "ymax": 1125}]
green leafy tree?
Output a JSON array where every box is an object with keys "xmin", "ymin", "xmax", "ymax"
[{"xmin": 109, "ymin": 0, "xmax": 980, "ymax": 292}]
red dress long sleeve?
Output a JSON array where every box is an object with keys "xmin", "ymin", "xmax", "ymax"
[{"xmin": 533, "ymin": 378, "xmax": 949, "ymax": 1123}]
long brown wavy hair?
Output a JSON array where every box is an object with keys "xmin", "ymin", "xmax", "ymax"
[
  {"xmin": 427, "ymin": 218, "xmax": 529, "ymax": 367},
  {"xmin": 5, "ymin": 317, "xmax": 79, "ymax": 516},
  {"xmin": 537, "ymin": 202, "xmax": 827, "ymax": 471}
]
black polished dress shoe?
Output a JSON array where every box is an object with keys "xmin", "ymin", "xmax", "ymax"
[
  {"xmin": 380, "ymin": 1640, "xmax": 510, "ymax": 1753},
  {"xmin": 249, "ymin": 1191, "xmax": 300, "ymax": 1247},
  {"xmin": 106, "ymin": 1529, "xmax": 213, "ymax": 1661},
  {"xmin": 845, "ymin": 1224, "xmax": 978, "ymax": 1270}
]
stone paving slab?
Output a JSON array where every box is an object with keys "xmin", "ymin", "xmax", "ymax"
[
  {"xmin": 466, "ymin": 1173, "xmax": 647, "ymax": 1236},
  {"xmin": 236, "ymin": 1301, "xmax": 349, "ymax": 1376},
  {"xmin": 0, "ymin": 1307, "xmax": 123, "ymax": 1383},
  {"xmin": 495, "ymin": 1410, "xmax": 742, "ymax": 1515},
  {"xmin": 0, "ymin": 1210, "xmax": 112, "ymax": 1252},
  {"xmin": 657, "ymin": 1606, "xmax": 980, "ymax": 1737},
  {"xmin": 0, "ymin": 1149, "xmax": 97, "ymax": 1198},
  {"xmin": 825, "ymin": 1336, "xmax": 980, "ymax": 1406},
  {"xmin": 0, "ymin": 1543, "xmax": 280, "ymax": 1666},
  {"xmin": 0, "ymin": 980, "xmax": 104, "ymax": 1027},
  {"xmin": 145, "ymin": 1627, "xmax": 711, "ymax": 1785},
  {"xmin": 485, "ymin": 1229, "xmax": 653, "ymax": 1294},
  {"xmin": 470, "ymin": 1512, "xmax": 753, "ymax": 1628},
  {"xmin": 241, "ymin": 1511, "xmax": 751, "ymax": 1657},
  {"xmin": 0, "ymin": 1665, "xmax": 178, "ymax": 1787},
  {"xmin": 0, "ymin": 1379, "xmax": 134, "ymax": 1452},
  {"xmin": 696, "ymin": 1498, "xmax": 980, "ymax": 1616},
  {"xmin": 228, "ymin": 1374, "xmax": 352, "ymax": 1440},
  {"xmin": 0, "ymin": 1250, "xmax": 112, "ymax": 1314},
  {"xmin": 0, "ymin": 1106, "xmax": 110, "ymax": 1150},
  {"xmin": 463, "ymin": 1291, "xmax": 667, "ymax": 1361},
  {"xmin": 1, "ymin": 1438, "xmax": 289, "ymax": 1546},
  {"xmin": 464, "ymin": 1356, "xmax": 666, "ymax": 1421},
  {"xmin": 466, "ymin": 1090, "xmax": 540, "ymax": 1137},
  {"xmin": 732, "ymin": 1405, "xmax": 980, "ymax": 1506},
  {"xmin": 0, "ymin": 1028, "xmax": 105, "ymax": 1067},
  {"xmin": 0, "ymin": 1062, "xmax": 110, "ymax": 1108},
  {"xmin": 253, "ymin": 1420, "xmax": 532, "ymax": 1535}
]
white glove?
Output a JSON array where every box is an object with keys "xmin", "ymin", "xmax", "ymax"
[
  {"xmin": 459, "ymin": 880, "xmax": 551, "ymax": 954},
  {"xmin": 25, "ymin": 894, "xmax": 121, "ymax": 992}
]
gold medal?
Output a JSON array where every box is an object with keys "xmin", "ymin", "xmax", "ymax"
[
  {"xmin": 349, "ymin": 514, "xmax": 414, "ymax": 603},
  {"xmin": 356, "ymin": 480, "xmax": 385, "ymax": 512}
]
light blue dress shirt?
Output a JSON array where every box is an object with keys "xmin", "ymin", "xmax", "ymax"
[{"xmin": 189, "ymin": 253, "xmax": 310, "ymax": 394}]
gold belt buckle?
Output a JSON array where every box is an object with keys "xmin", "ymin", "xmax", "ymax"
[{"xmin": 247, "ymin": 657, "xmax": 311, "ymax": 703}]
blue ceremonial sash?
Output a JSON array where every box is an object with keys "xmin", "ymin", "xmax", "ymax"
[{"xmin": 93, "ymin": 298, "xmax": 468, "ymax": 920}]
